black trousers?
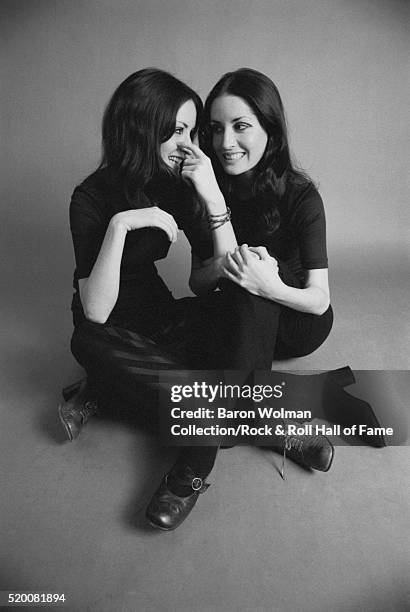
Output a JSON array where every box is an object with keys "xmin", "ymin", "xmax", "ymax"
[{"xmin": 71, "ymin": 277, "xmax": 333, "ymax": 479}]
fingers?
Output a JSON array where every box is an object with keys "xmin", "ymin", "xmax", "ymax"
[
  {"xmin": 122, "ymin": 207, "xmax": 178, "ymax": 242},
  {"xmin": 180, "ymin": 157, "xmax": 199, "ymax": 168},
  {"xmin": 150, "ymin": 207, "xmax": 178, "ymax": 243},
  {"xmin": 179, "ymin": 143, "xmax": 203, "ymax": 158},
  {"xmin": 224, "ymin": 252, "xmax": 239, "ymax": 275},
  {"xmin": 179, "ymin": 166, "xmax": 195, "ymax": 185},
  {"xmin": 231, "ymin": 246, "xmax": 245, "ymax": 267},
  {"xmin": 179, "ymin": 156, "xmax": 199, "ymax": 182},
  {"xmin": 247, "ymin": 246, "xmax": 270, "ymax": 260},
  {"xmin": 237, "ymin": 244, "xmax": 258, "ymax": 264},
  {"xmin": 231, "ymin": 244, "xmax": 259, "ymax": 265},
  {"xmin": 225, "ymin": 245, "xmax": 256, "ymax": 272},
  {"xmin": 160, "ymin": 220, "xmax": 178, "ymax": 243},
  {"xmin": 221, "ymin": 266, "xmax": 240, "ymax": 285},
  {"xmin": 152, "ymin": 219, "xmax": 178, "ymax": 243}
]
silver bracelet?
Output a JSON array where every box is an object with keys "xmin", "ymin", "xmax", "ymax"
[{"xmin": 208, "ymin": 207, "xmax": 231, "ymax": 231}]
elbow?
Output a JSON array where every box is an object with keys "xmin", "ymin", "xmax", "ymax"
[
  {"xmin": 313, "ymin": 296, "xmax": 330, "ymax": 316},
  {"xmin": 79, "ymin": 284, "xmax": 114, "ymax": 324},
  {"xmin": 84, "ymin": 310, "xmax": 109, "ymax": 325},
  {"xmin": 82, "ymin": 302, "xmax": 111, "ymax": 325}
]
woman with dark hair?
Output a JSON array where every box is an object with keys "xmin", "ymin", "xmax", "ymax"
[
  {"xmin": 59, "ymin": 68, "xmax": 219, "ymax": 531},
  {"xmin": 181, "ymin": 67, "xmax": 333, "ymax": 363},
  {"xmin": 177, "ymin": 67, "xmax": 335, "ymax": 468}
]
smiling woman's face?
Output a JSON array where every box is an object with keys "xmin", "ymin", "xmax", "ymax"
[
  {"xmin": 210, "ymin": 95, "xmax": 268, "ymax": 176},
  {"xmin": 160, "ymin": 99, "xmax": 197, "ymax": 170}
]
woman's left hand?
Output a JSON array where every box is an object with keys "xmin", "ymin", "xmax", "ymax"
[
  {"xmin": 180, "ymin": 144, "xmax": 225, "ymax": 212},
  {"xmin": 222, "ymin": 245, "xmax": 285, "ymax": 300}
]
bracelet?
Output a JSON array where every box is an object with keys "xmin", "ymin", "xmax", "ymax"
[{"xmin": 208, "ymin": 207, "xmax": 231, "ymax": 231}]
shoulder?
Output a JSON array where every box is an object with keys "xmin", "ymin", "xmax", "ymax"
[
  {"xmin": 70, "ymin": 168, "xmax": 115, "ymax": 230},
  {"xmin": 286, "ymin": 177, "xmax": 322, "ymax": 206},
  {"xmin": 284, "ymin": 178, "xmax": 325, "ymax": 222},
  {"xmin": 71, "ymin": 168, "xmax": 111, "ymax": 205},
  {"xmin": 70, "ymin": 167, "xmax": 133, "ymax": 220}
]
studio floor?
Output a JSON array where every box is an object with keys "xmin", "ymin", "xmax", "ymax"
[{"xmin": 1, "ymin": 248, "xmax": 409, "ymax": 612}]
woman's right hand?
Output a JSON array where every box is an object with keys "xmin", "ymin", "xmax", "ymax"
[
  {"xmin": 180, "ymin": 144, "xmax": 226, "ymax": 213},
  {"xmin": 111, "ymin": 207, "xmax": 178, "ymax": 243}
]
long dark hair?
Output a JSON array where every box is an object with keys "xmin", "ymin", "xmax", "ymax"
[
  {"xmin": 100, "ymin": 68, "xmax": 202, "ymax": 206},
  {"xmin": 200, "ymin": 68, "xmax": 310, "ymax": 235}
]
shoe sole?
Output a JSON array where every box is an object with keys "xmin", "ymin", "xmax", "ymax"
[
  {"xmin": 148, "ymin": 520, "xmax": 175, "ymax": 532},
  {"xmin": 322, "ymin": 442, "xmax": 334, "ymax": 472}
]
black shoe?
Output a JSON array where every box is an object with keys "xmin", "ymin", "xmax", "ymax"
[
  {"xmin": 58, "ymin": 379, "xmax": 98, "ymax": 441},
  {"xmin": 146, "ymin": 465, "xmax": 210, "ymax": 531},
  {"xmin": 270, "ymin": 422, "xmax": 334, "ymax": 478},
  {"xmin": 323, "ymin": 375, "xmax": 386, "ymax": 447}
]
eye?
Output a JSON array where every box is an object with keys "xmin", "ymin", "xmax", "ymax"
[
  {"xmin": 234, "ymin": 122, "xmax": 250, "ymax": 131},
  {"xmin": 210, "ymin": 124, "xmax": 223, "ymax": 134},
  {"xmin": 175, "ymin": 127, "xmax": 184, "ymax": 135}
]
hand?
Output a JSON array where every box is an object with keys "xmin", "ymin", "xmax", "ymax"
[
  {"xmin": 221, "ymin": 245, "xmax": 284, "ymax": 299},
  {"xmin": 179, "ymin": 144, "xmax": 225, "ymax": 212},
  {"xmin": 111, "ymin": 207, "xmax": 178, "ymax": 243}
]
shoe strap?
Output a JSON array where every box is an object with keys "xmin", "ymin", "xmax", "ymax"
[
  {"xmin": 80, "ymin": 400, "xmax": 98, "ymax": 420},
  {"xmin": 165, "ymin": 474, "xmax": 210, "ymax": 495}
]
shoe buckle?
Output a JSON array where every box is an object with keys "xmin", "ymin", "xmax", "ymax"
[
  {"xmin": 191, "ymin": 477, "xmax": 203, "ymax": 491},
  {"xmin": 191, "ymin": 477, "xmax": 210, "ymax": 493}
]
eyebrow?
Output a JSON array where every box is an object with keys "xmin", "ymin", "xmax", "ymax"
[
  {"xmin": 176, "ymin": 121, "xmax": 189, "ymax": 128},
  {"xmin": 210, "ymin": 116, "xmax": 253, "ymax": 123}
]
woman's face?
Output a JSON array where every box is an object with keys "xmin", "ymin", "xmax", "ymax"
[
  {"xmin": 160, "ymin": 99, "xmax": 197, "ymax": 170},
  {"xmin": 210, "ymin": 95, "xmax": 268, "ymax": 176}
]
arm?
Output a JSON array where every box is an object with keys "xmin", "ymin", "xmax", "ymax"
[
  {"xmin": 78, "ymin": 216, "xmax": 126, "ymax": 324},
  {"xmin": 188, "ymin": 252, "xmax": 225, "ymax": 295},
  {"xmin": 78, "ymin": 208, "xmax": 178, "ymax": 324},
  {"xmin": 181, "ymin": 144, "xmax": 238, "ymax": 293},
  {"xmin": 223, "ymin": 245, "xmax": 330, "ymax": 316},
  {"xmin": 264, "ymin": 267, "xmax": 330, "ymax": 315}
]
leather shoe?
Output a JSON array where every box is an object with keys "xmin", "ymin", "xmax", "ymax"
[
  {"xmin": 270, "ymin": 422, "xmax": 334, "ymax": 478},
  {"xmin": 322, "ymin": 377, "xmax": 386, "ymax": 447},
  {"xmin": 58, "ymin": 379, "xmax": 98, "ymax": 441},
  {"xmin": 146, "ymin": 465, "xmax": 210, "ymax": 531}
]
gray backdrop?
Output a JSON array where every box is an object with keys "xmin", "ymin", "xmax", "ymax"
[
  {"xmin": 1, "ymin": 0, "xmax": 409, "ymax": 385},
  {"xmin": 1, "ymin": 4, "xmax": 409, "ymax": 610}
]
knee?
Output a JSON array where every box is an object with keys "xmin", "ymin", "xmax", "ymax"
[
  {"xmin": 70, "ymin": 321, "xmax": 106, "ymax": 364},
  {"xmin": 275, "ymin": 305, "xmax": 334, "ymax": 360}
]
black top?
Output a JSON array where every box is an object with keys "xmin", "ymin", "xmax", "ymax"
[
  {"xmin": 219, "ymin": 181, "xmax": 328, "ymax": 284},
  {"xmin": 69, "ymin": 168, "xmax": 208, "ymax": 332},
  {"xmin": 70, "ymin": 171, "xmax": 327, "ymax": 330}
]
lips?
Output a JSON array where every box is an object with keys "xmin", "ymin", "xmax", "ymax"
[
  {"xmin": 221, "ymin": 152, "xmax": 246, "ymax": 162},
  {"xmin": 168, "ymin": 155, "xmax": 184, "ymax": 165}
]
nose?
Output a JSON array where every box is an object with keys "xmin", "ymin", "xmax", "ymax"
[
  {"xmin": 177, "ymin": 131, "xmax": 192, "ymax": 147},
  {"xmin": 221, "ymin": 127, "xmax": 236, "ymax": 150}
]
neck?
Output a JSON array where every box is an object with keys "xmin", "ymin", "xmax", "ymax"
[{"xmin": 232, "ymin": 171, "xmax": 254, "ymax": 200}]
